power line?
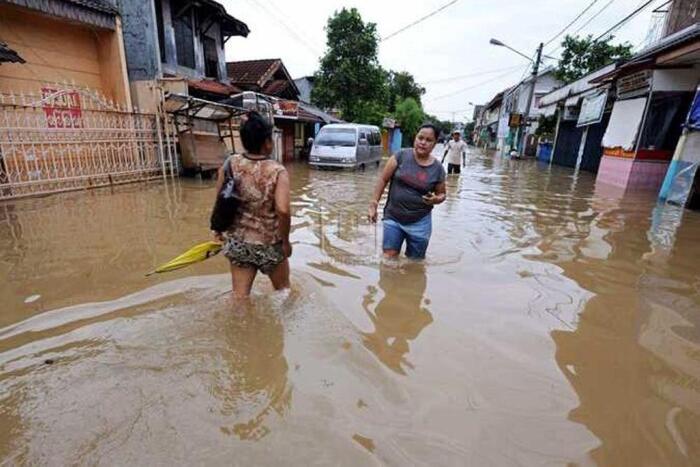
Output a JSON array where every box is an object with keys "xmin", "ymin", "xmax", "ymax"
[
  {"xmin": 593, "ymin": 0, "xmax": 657, "ymax": 42},
  {"xmin": 571, "ymin": 0, "xmax": 617, "ymax": 37},
  {"xmin": 381, "ymin": 0, "xmax": 459, "ymax": 41},
  {"xmin": 244, "ymin": 0, "xmax": 321, "ymax": 58},
  {"xmin": 419, "ymin": 65, "xmax": 523, "ymax": 85},
  {"xmin": 543, "ymin": 0, "xmax": 602, "ymax": 47},
  {"xmin": 428, "ymin": 67, "xmax": 525, "ymax": 101}
]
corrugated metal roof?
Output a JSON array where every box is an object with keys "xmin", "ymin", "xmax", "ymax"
[
  {"xmin": 65, "ymin": 0, "xmax": 117, "ymax": 14},
  {"xmin": 197, "ymin": 0, "xmax": 249, "ymax": 37},
  {"xmin": 539, "ymin": 63, "xmax": 616, "ymax": 107},
  {"xmin": 4, "ymin": 0, "xmax": 116, "ymax": 29}
]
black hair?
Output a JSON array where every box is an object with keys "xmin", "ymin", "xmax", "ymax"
[
  {"xmin": 417, "ymin": 123, "xmax": 440, "ymax": 141},
  {"xmin": 241, "ymin": 111, "xmax": 273, "ymax": 154}
]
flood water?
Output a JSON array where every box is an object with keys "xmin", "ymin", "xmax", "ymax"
[{"xmin": 1, "ymin": 147, "xmax": 699, "ymax": 466}]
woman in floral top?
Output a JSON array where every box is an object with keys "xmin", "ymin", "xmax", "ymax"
[{"xmin": 213, "ymin": 112, "xmax": 292, "ymax": 298}]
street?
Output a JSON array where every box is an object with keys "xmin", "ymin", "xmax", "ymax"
[{"xmin": 1, "ymin": 148, "xmax": 699, "ymax": 465}]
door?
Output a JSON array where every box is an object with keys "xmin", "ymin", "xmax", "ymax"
[
  {"xmin": 371, "ymin": 129, "xmax": 381, "ymax": 162},
  {"xmin": 552, "ymin": 121, "xmax": 584, "ymax": 168},
  {"xmin": 579, "ymin": 112, "xmax": 611, "ymax": 173},
  {"xmin": 358, "ymin": 130, "xmax": 370, "ymax": 164}
]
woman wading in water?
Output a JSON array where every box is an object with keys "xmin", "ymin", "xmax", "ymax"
[
  {"xmin": 368, "ymin": 124, "xmax": 446, "ymax": 259},
  {"xmin": 213, "ymin": 112, "xmax": 292, "ymax": 298}
]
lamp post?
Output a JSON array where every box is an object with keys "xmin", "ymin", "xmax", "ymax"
[{"xmin": 490, "ymin": 38, "xmax": 543, "ymax": 156}]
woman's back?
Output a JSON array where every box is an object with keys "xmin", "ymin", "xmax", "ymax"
[{"xmin": 227, "ymin": 154, "xmax": 286, "ymax": 245}]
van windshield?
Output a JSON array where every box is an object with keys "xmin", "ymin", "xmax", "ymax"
[{"xmin": 315, "ymin": 129, "xmax": 357, "ymax": 147}]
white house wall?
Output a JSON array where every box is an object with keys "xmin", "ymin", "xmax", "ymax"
[{"xmin": 652, "ymin": 67, "xmax": 700, "ymax": 92}]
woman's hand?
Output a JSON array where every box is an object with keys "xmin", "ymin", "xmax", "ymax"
[
  {"xmin": 422, "ymin": 192, "xmax": 442, "ymax": 205},
  {"xmin": 282, "ymin": 240, "xmax": 293, "ymax": 258},
  {"xmin": 368, "ymin": 201, "xmax": 378, "ymax": 223},
  {"xmin": 212, "ymin": 231, "xmax": 224, "ymax": 243}
]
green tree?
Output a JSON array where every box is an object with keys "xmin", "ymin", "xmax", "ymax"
[
  {"xmin": 394, "ymin": 98, "xmax": 424, "ymax": 146},
  {"xmin": 555, "ymin": 34, "xmax": 633, "ymax": 84},
  {"xmin": 387, "ymin": 71, "xmax": 425, "ymax": 111},
  {"xmin": 423, "ymin": 113, "xmax": 453, "ymax": 139},
  {"xmin": 311, "ymin": 8, "xmax": 387, "ymax": 122}
]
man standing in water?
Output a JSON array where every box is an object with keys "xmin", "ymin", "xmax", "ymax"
[{"xmin": 442, "ymin": 131, "xmax": 467, "ymax": 175}]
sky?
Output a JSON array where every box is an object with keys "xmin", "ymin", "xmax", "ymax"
[{"xmin": 221, "ymin": 0, "xmax": 664, "ymax": 121}]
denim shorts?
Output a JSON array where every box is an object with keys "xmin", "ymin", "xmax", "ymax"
[{"xmin": 382, "ymin": 214, "xmax": 432, "ymax": 259}]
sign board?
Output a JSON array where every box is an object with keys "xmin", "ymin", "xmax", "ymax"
[
  {"xmin": 41, "ymin": 87, "xmax": 83, "ymax": 128},
  {"xmin": 508, "ymin": 113, "xmax": 522, "ymax": 128},
  {"xmin": 563, "ymin": 105, "xmax": 580, "ymax": 121},
  {"xmin": 273, "ymin": 100, "xmax": 299, "ymax": 117},
  {"xmin": 617, "ymin": 70, "xmax": 651, "ymax": 100},
  {"xmin": 577, "ymin": 91, "xmax": 608, "ymax": 127}
]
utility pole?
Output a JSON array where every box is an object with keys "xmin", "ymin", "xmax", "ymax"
[{"xmin": 520, "ymin": 42, "xmax": 543, "ymax": 156}]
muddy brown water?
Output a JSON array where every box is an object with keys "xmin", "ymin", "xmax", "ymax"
[{"xmin": 1, "ymin": 149, "xmax": 699, "ymax": 465}]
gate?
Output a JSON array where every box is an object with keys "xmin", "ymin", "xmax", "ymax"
[{"xmin": 0, "ymin": 84, "xmax": 169, "ymax": 200}]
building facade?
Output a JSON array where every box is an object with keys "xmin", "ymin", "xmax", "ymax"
[{"xmin": 117, "ymin": 0, "xmax": 249, "ymax": 109}]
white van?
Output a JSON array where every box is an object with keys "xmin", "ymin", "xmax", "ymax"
[{"xmin": 309, "ymin": 124, "xmax": 382, "ymax": 169}]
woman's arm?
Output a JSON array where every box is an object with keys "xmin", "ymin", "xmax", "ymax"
[
  {"xmin": 211, "ymin": 166, "xmax": 226, "ymax": 242},
  {"xmin": 368, "ymin": 156, "xmax": 398, "ymax": 223},
  {"xmin": 274, "ymin": 169, "xmax": 292, "ymax": 257},
  {"xmin": 424, "ymin": 181, "xmax": 447, "ymax": 205}
]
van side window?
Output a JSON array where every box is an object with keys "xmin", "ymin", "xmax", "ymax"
[
  {"xmin": 371, "ymin": 130, "xmax": 380, "ymax": 145},
  {"xmin": 359, "ymin": 131, "xmax": 367, "ymax": 142}
]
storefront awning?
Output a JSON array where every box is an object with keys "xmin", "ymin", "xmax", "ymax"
[{"xmin": 602, "ymin": 97, "xmax": 647, "ymax": 150}]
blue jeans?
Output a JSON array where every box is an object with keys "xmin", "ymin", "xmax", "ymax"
[{"xmin": 382, "ymin": 214, "xmax": 432, "ymax": 259}]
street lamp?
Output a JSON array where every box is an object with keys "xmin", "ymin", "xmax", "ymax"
[{"xmin": 490, "ymin": 38, "xmax": 544, "ymax": 157}]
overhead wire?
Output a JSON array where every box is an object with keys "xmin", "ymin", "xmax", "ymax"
[
  {"xmin": 244, "ymin": 0, "xmax": 321, "ymax": 58},
  {"xmin": 592, "ymin": 0, "xmax": 657, "ymax": 43},
  {"xmin": 381, "ymin": 0, "xmax": 459, "ymax": 41},
  {"xmin": 543, "ymin": 0, "xmax": 602, "ymax": 47},
  {"xmin": 428, "ymin": 67, "xmax": 527, "ymax": 101},
  {"xmin": 419, "ymin": 65, "xmax": 523, "ymax": 85}
]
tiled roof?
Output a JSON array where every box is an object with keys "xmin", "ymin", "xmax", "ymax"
[
  {"xmin": 263, "ymin": 80, "xmax": 290, "ymax": 96},
  {"xmin": 227, "ymin": 59, "xmax": 279, "ymax": 85},
  {"xmin": 0, "ymin": 42, "xmax": 25, "ymax": 64},
  {"xmin": 188, "ymin": 79, "xmax": 241, "ymax": 96}
]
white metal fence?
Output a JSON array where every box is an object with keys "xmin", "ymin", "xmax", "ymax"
[{"xmin": 0, "ymin": 84, "xmax": 169, "ymax": 200}]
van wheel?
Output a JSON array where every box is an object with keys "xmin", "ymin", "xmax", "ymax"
[
  {"xmin": 375, "ymin": 160, "xmax": 380, "ymax": 167},
  {"xmin": 359, "ymin": 163, "xmax": 366, "ymax": 171}
]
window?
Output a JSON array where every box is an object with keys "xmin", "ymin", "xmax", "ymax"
[
  {"xmin": 639, "ymin": 92, "xmax": 694, "ymax": 151},
  {"xmin": 315, "ymin": 129, "xmax": 357, "ymax": 147},
  {"xmin": 203, "ymin": 36, "xmax": 218, "ymax": 78},
  {"xmin": 155, "ymin": 0, "xmax": 166, "ymax": 62},
  {"xmin": 173, "ymin": 10, "xmax": 195, "ymax": 69}
]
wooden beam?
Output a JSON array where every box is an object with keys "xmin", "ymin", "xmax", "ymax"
[{"xmin": 173, "ymin": 1, "xmax": 193, "ymax": 19}]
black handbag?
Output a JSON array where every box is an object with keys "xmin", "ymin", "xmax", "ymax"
[{"xmin": 210, "ymin": 156, "xmax": 238, "ymax": 233}]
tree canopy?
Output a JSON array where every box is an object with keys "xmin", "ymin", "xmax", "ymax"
[
  {"xmin": 555, "ymin": 34, "xmax": 633, "ymax": 84},
  {"xmin": 311, "ymin": 8, "xmax": 387, "ymax": 123}
]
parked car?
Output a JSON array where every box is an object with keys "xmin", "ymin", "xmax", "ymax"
[{"xmin": 309, "ymin": 124, "xmax": 382, "ymax": 169}]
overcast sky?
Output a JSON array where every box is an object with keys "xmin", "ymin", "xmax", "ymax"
[{"xmin": 221, "ymin": 0, "xmax": 663, "ymax": 121}]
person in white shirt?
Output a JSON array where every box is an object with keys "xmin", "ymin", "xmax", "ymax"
[{"xmin": 441, "ymin": 131, "xmax": 468, "ymax": 174}]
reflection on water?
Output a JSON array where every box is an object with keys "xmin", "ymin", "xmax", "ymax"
[
  {"xmin": 1, "ymin": 149, "xmax": 699, "ymax": 465},
  {"xmin": 362, "ymin": 263, "xmax": 432, "ymax": 375},
  {"xmin": 218, "ymin": 302, "xmax": 291, "ymax": 441}
]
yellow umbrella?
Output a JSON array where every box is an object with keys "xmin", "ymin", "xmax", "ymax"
[{"xmin": 146, "ymin": 241, "xmax": 223, "ymax": 276}]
